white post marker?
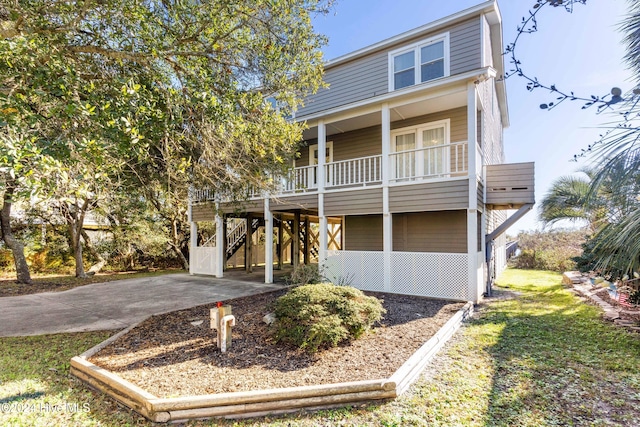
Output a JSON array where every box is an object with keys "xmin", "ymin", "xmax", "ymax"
[{"xmin": 210, "ymin": 303, "xmax": 235, "ymax": 352}]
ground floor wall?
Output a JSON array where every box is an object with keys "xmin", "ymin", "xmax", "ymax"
[{"xmin": 344, "ymin": 211, "xmax": 467, "ymax": 253}]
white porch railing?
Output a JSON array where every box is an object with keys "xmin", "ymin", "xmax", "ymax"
[
  {"xmin": 226, "ymin": 219, "xmax": 246, "ymax": 254},
  {"xmin": 389, "ymin": 141, "xmax": 468, "ymax": 182},
  {"xmin": 193, "ymin": 141, "xmax": 471, "ymax": 199},
  {"xmin": 325, "ymin": 250, "xmax": 470, "ymax": 301},
  {"xmin": 190, "ymin": 188, "xmax": 216, "ymax": 203},
  {"xmin": 325, "ymin": 155, "xmax": 382, "ymax": 187},
  {"xmin": 282, "ymin": 165, "xmax": 318, "ymax": 193}
]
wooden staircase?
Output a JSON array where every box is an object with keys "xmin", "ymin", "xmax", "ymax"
[{"xmin": 225, "ymin": 218, "xmax": 261, "ymax": 261}]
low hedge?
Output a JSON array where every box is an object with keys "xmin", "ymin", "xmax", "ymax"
[{"xmin": 273, "ymin": 283, "xmax": 386, "ymax": 353}]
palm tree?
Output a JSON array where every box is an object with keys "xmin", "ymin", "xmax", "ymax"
[
  {"xmin": 578, "ymin": 0, "xmax": 640, "ymax": 274},
  {"xmin": 539, "ymin": 169, "xmax": 607, "ymax": 232}
]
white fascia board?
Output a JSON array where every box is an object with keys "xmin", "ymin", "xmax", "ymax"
[
  {"xmin": 298, "ymin": 67, "xmax": 497, "ymax": 127},
  {"xmin": 323, "ymin": 0, "xmax": 499, "ymax": 70}
]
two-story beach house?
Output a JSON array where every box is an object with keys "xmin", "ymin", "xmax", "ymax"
[{"xmin": 188, "ymin": 0, "xmax": 534, "ymax": 303}]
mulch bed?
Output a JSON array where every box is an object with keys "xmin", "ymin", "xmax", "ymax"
[{"xmin": 89, "ymin": 289, "xmax": 464, "ymax": 398}]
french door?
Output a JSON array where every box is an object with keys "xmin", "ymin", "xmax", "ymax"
[{"xmin": 392, "ymin": 120, "xmax": 449, "ymax": 180}]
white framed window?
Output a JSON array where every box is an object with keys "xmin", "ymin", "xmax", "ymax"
[
  {"xmin": 389, "ymin": 33, "xmax": 450, "ymax": 91},
  {"xmin": 391, "ymin": 119, "xmax": 450, "ymax": 180}
]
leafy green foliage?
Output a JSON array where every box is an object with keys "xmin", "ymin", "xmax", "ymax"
[
  {"xmin": 0, "ymin": 0, "xmax": 332, "ymax": 278},
  {"xmin": 273, "ymin": 283, "xmax": 386, "ymax": 353},
  {"xmin": 287, "ymin": 263, "xmax": 324, "ymax": 285},
  {"xmin": 510, "ymin": 230, "xmax": 585, "ymax": 272}
]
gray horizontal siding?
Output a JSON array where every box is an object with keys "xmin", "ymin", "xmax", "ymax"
[
  {"xmin": 333, "ymin": 125, "xmax": 382, "ymax": 161},
  {"xmin": 482, "ymin": 15, "xmax": 493, "ymax": 68},
  {"xmin": 191, "ymin": 202, "xmax": 216, "ymax": 222},
  {"xmin": 270, "ymin": 194, "xmax": 318, "ymax": 211},
  {"xmin": 392, "ymin": 107, "xmax": 467, "ymax": 142},
  {"xmin": 219, "ymin": 199, "xmax": 265, "ymax": 215},
  {"xmin": 389, "ymin": 180, "xmax": 469, "ymax": 212},
  {"xmin": 324, "ymin": 188, "xmax": 383, "ymax": 216},
  {"xmin": 297, "ymin": 125, "xmax": 382, "ymax": 168},
  {"xmin": 486, "ymin": 162, "xmax": 535, "ymax": 207},
  {"xmin": 450, "ymin": 18, "xmax": 482, "ymax": 75},
  {"xmin": 392, "ymin": 210, "xmax": 467, "ymax": 253},
  {"xmin": 297, "ymin": 51, "xmax": 388, "ymax": 117},
  {"xmin": 345, "ymin": 215, "xmax": 383, "ymax": 251},
  {"xmin": 297, "ymin": 18, "xmax": 481, "ymax": 117}
]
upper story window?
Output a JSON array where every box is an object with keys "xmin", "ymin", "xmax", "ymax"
[{"xmin": 389, "ymin": 33, "xmax": 450, "ymax": 91}]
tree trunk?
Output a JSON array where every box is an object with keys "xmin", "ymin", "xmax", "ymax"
[
  {"xmin": 0, "ymin": 184, "xmax": 32, "ymax": 284},
  {"xmin": 169, "ymin": 240, "xmax": 189, "ymax": 270},
  {"xmin": 81, "ymin": 229, "xmax": 106, "ymax": 275},
  {"xmin": 170, "ymin": 218, "xmax": 189, "ymax": 270},
  {"xmin": 64, "ymin": 200, "xmax": 89, "ymax": 279},
  {"xmin": 73, "ymin": 240, "xmax": 87, "ymax": 278}
]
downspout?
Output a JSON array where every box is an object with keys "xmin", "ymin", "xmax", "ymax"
[{"xmin": 485, "ymin": 203, "xmax": 534, "ymax": 296}]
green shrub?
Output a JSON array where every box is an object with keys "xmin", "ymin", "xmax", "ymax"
[
  {"xmin": 287, "ymin": 263, "xmax": 324, "ymax": 285},
  {"xmin": 510, "ymin": 230, "xmax": 585, "ymax": 272},
  {"xmin": 273, "ymin": 283, "xmax": 386, "ymax": 353}
]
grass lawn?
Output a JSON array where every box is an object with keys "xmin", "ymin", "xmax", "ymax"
[{"xmin": 1, "ymin": 269, "xmax": 639, "ymax": 426}]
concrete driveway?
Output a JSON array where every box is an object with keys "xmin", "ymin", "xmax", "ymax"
[{"xmin": 0, "ymin": 273, "xmax": 283, "ymax": 337}]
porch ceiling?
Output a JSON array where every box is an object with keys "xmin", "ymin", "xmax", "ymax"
[{"xmin": 302, "ymin": 89, "xmax": 468, "ymax": 140}]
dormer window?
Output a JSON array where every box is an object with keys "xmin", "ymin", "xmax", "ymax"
[{"xmin": 389, "ymin": 33, "xmax": 449, "ymax": 91}]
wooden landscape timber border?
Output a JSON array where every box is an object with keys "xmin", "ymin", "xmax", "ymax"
[{"xmin": 70, "ymin": 301, "xmax": 474, "ymax": 423}]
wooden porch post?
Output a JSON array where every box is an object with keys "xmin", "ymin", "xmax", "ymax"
[
  {"xmin": 292, "ymin": 212, "xmax": 300, "ymax": 267},
  {"xmin": 245, "ymin": 213, "xmax": 253, "ymax": 273}
]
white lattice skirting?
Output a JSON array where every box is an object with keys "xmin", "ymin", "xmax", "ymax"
[
  {"xmin": 189, "ymin": 246, "xmax": 218, "ymax": 276},
  {"xmin": 325, "ymin": 250, "xmax": 470, "ymax": 301}
]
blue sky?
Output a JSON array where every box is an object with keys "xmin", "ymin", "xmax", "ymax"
[{"xmin": 312, "ymin": 0, "xmax": 634, "ymax": 233}]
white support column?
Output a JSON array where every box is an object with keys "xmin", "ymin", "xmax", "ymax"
[
  {"xmin": 188, "ymin": 199, "xmax": 197, "ymax": 275},
  {"xmin": 215, "ymin": 203, "xmax": 224, "ymax": 278},
  {"xmin": 319, "ymin": 203, "xmax": 328, "ymax": 265},
  {"xmin": 381, "ymin": 104, "xmax": 392, "ymax": 292},
  {"xmin": 318, "ymin": 121, "xmax": 328, "ymax": 266},
  {"xmin": 467, "ymin": 82, "xmax": 479, "ymax": 302},
  {"xmin": 317, "ymin": 120, "xmax": 326, "ymax": 192},
  {"xmin": 264, "ymin": 198, "xmax": 273, "ymax": 284}
]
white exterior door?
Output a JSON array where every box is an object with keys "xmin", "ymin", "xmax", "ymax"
[
  {"xmin": 422, "ymin": 125, "xmax": 446, "ymax": 176},
  {"xmin": 391, "ymin": 119, "xmax": 450, "ymax": 180},
  {"xmin": 394, "ymin": 132, "xmax": 416, "ymax": 179}
]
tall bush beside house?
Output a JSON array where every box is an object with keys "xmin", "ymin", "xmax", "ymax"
[
  {"xmin": 510, "ymin": 230, "xmax": 585, "ymax": 272},
  {"xmin": 273, "ymin": 283, "xmax": 386, "ymax": 353}
]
